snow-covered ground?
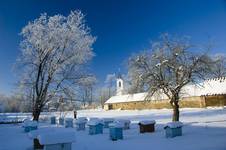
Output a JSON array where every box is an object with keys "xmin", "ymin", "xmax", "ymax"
[{"xmin": 0, "ymin": 108, "xmax": 226, "ymax": 150}]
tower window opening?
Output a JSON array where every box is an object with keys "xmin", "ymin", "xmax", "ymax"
[{"xmin": 119, "ymin": 81, "xmax": 121, "ymax": 87}]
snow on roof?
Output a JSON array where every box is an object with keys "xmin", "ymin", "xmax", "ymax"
[
  {"xmin": 65, "ymin": 118, "xmax": 73, "ymax": 121},
  {"xmin": 115, "ymin": 119, "xmax": 131, "ymax": 124},
  {"xmin": 182, "ymin": 77, "xmax": 226, "ymax": 97},
  {"xmin": 87, "ymin": 118, "xmax": 104, "ymax": 126},
  {"xmin": 75, "ymin": 117, "xmax": 88, "ymax": 123},
  {"xmin": 102, "ymin": 118, "xmax": 114, "ymax": 122},
  {"xmin": 203, "ymin": 78, "xmax": 226, "ymax": 95},
  {"xmin": 22, "ymin": 120, "xmax": 38, "ymax": 127},
  {"xmin": 105, "ymin": 93, "xmax": 148, "ymax": 104},
  {"xmin": 38, "ymin": 129, "xmax": 76, "ymax": 145},
  {"xmin": 165, "ymin": 121, "xmax": 183, "ymax": 128},
  {"xmin": 109, "ymin": 122, "xmax": 124, "ymax": 128},
  {"xmin": 105, "ymin": 77, "xmax": 226, "ymax": 104},
  {"xmin": 28, "ymin": 127, "xmax": 57, "ymax": 139},
  {"xmin": 139, "ymin": 120, "xmax": 156, "ymax": 125}
]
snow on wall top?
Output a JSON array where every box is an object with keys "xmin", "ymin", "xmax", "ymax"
[{"xmin": 105, "ymin": 77, "xmax": 226, "ymax": 104}]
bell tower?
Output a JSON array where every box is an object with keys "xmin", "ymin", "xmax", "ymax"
[{"xmin": 116, "ymin": 73, "xmax": 124, "ymax": 96}]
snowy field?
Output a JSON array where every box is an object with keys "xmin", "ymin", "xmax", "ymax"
[{"xmin": 0, "ymin": 107, "xmax": 226, "ymax": 150}]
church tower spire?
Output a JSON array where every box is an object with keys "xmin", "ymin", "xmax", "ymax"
[{"xmin": 116, "ymin": 71, "xmax": 124, "ymax": 96}]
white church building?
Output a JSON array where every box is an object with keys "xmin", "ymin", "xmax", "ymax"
[{"xmin": 104, "ymin": 76, "xmax": 226, "ymax": 110}]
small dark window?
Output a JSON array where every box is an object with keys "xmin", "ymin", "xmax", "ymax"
[
  {"xmin": 109, "ymin": 104, "xmax": 113, "ymax": 110},
  {"xmin": 119, "ymin": 81, "xmax": 121, "ymax": 87}
]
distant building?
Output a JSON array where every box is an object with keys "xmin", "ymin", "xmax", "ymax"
[{"xmin": 104, "ymin": 77, "xmax": 226, "ymax": 110}]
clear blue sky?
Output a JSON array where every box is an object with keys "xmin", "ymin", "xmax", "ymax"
[{"xmin": 0, "ymin": 0, "xmax": 226, "ymax": 94}]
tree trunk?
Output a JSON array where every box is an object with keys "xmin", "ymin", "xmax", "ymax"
[
  {"xmin": 33, "ymin": 107, "xmax": 41, "ymax": 121},
  {"xmin": 32, "ymin": 98, "xmax": 43, "ymax": 121},
  {"xmin": 170, "ymin": 94, "xmax": 180, "ymax": 121},
  {"xmin": 172, "ymin": 101, "xmax": 179, "ymax": 121}
]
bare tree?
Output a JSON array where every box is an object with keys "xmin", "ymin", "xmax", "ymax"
[
  {"xmin": 211, "ymin": 54, "xmax": 226, "ymax": 78},
  {"xmin": 16, "ymin": 11, "xmax": 96, "ymax": 121},
  {"xmin": 128, "ymin": 34, "xmax": 213, "ymax": 121}
]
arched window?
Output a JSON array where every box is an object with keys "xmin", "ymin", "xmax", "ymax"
[{"xmin": 118, "ymin": 81, "xmax": 121, "ymax": 87}]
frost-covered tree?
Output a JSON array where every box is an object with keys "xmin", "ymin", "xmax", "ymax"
[
  {"xmin": 211, "ymin": 54, "xmax": 226, "ymax": 78},
  {"xmin": 128, "ymin": 34, "xmax": 213, "ymax": 121},
  {"xmin": 99, "ymin": 87, "xmax": 109, "ymax": 108},
  {"xmin": 78, "ymin": 75, "xmax": 97, "ymax": 106},
  {"xmin": 0, "ymin": 94, "xmax": 24, "ymax": 112},
  {"xmin": 105, "ymin": 73, "xmax": 116, "ymax": 98},
  {"xmin": 16, "ymin": 11, "xmax": 96, "ymax": 120}
]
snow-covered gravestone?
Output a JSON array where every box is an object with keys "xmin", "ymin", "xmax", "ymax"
[
  {"xmin": 65, "ymin": 118, "xmax": 74, "ymax": 128},
  {"xmin": 103, "ymin": 118, "xmax": 114, "ymax": 128},
  {"xmin": 23, "ymin": 120, "xmax": 38, "ymax": 132},
  {"xmin": 37, "ymin": 130, "xmax": 76, "ymax": 150},
  {"xmin": 115, "ymin": 119, "xmax": 131, "ymax": 130},
  {"xmin": 109, "ymin": 122, "xmax": 123, "ymax": 141},
  {"xmin": 164, "ymin": 121, "xmax": 183, "ymax": 138},
  {"xmin": 138, "ymin": 120, "xmax": 156, "ymax": 133},
  {"xmin": 75, "ymin": 117, "xmax": 87, "ymax": 131},
  {"xmin": 50, "ymin": 116, "xmax": 56, "ymax": 125},
  {"xmin": 87, "ymin": 118, "xmax": 104, "ymax": 135}
]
